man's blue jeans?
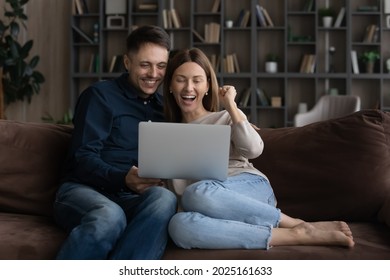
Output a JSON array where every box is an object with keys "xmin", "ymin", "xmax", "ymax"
[
  {"xmin": 169, "ymin": 173, "xmax": 281, "ymax": 250},
  {"xmin": 54, "ymin": 182, "xmax": 177, "ymax": 259}
]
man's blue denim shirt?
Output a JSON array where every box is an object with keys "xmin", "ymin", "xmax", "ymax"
[{"xmin": 62, "ymin": 73, "xmax": 165, "ymax": 193}]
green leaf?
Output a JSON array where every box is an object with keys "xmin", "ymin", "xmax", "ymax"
[
  {"xmin": 10, "ymin": 21, "xmax": 20, "ymax": 38},
  {"xmin": 29, "ymin": 55, "xmax": 39, "ymax": 68},
  {"xmin": 32, "ymin": 71, "xmax": 45, "ymax": 83},
  {"xmin": 21, "ymin": 40, "xmax": 33, "ymax": 55},
  {"xmin": 4, "ymin": 11, "xmax": 16, "ymax": 18}
]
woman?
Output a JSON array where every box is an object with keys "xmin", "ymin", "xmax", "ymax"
[{"xmin": 163, "ymin": 48, "xmax": 354, "ymax": 250}]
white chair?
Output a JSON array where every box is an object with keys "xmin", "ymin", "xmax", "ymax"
[{"xmin": 294, "ymin": 95, "xmax": 361, "ymax": 127}]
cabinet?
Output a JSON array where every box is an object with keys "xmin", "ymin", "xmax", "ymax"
[{"xmin": 70, "ymin": 0, "xmax": 390, "ymax": 128}]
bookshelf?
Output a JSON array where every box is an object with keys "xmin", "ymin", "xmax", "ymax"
[{"xmin": 70, "ymin": 0, "xmax": 390, "ymax": 128}]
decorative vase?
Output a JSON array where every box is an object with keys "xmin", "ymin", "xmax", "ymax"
[
  {"xmin": 322, "ymin": 16, "xmax": 333, "ymax": 28},
  {"xmin": 265, "ymin": 61, "xmax": 278, "ymax": 73}
]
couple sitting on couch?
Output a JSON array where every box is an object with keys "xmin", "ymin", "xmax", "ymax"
[{"xmin": 53, "ymin": 25, "xmax": 354, "ymax": 260}]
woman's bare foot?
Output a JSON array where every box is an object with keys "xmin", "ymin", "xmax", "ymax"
[
  {"xmin": 278, "ymin": 214, "xmax": 353, "ymax": 239},
  {"xmin": 309, "ymin": 221, "xmax": 353, "ymax": 238},
  {"xmin": 270, "ymin": 222, "xmax": 355, "ymax": 248}
]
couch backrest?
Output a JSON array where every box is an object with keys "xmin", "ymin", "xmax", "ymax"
[
  {"xmin": 0, "ymin": 120, "xmax": 72, "ymax": 217},
  {"xmin": 251, "ymin": 109, "xmax": 390, "ymax": 222}
]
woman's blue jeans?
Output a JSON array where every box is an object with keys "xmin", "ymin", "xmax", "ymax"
[
  {"xmin": 168, "ymin": 173, "xmax": 281, "ymax": 250},
  {"xmin": 54, "ymin": 182, "xmax": 177, "ymax": 259}
]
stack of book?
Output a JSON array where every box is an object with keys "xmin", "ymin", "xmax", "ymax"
[
  {"xmin": 204, "ymin": 22, "xmax": 220, "ymax": 43},
  {"xmin": 162, "ymin": 9, "xmax": 182, "ymax": 29},
  {"xmin": 299, "ymin": 54, "xmax": 316, "ymax": 73},
  {"xmin": 362, "ymin": 24, "xmax": 379, "ymax": 43},
  {"xmin": 222, "ymin": 53, "xmax": 240, "ymax": 73},
  {"xmin": 255, "ymin": 5, "xmax": 274, "ymax": 27}
]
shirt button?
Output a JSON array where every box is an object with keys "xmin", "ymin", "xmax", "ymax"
[{"xmin": 144, "ymin": 101, "xmax": 148, "ymax": 105}]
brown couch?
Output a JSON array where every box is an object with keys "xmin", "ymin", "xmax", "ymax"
[{"xmin": 1, "ymin": 109, "xmax": 390, "ymax": 259}]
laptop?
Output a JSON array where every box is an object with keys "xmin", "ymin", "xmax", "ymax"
[{"xmin": 138, "ymin": 121, "xmax": 231, "ymax": 181}]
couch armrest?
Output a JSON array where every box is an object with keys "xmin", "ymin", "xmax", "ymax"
[{"xmin": 378, "ymin": 195, "xmax": 390, "ymax": 227}]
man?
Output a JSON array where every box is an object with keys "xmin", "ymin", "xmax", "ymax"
[{"xmin": 54, "ymin": 25, "xmax": 177, "ymax": 259}]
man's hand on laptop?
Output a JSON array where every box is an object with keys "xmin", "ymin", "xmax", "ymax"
[{"xmin": 125, "ymin": 166, "xmax": 165, "ymax": 193}]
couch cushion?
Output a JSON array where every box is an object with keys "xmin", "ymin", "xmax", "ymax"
[
  {"xmin": 0, "ymin": 120, "xmax": 72, "ymax": 217},
  {"xmin": 252, "ymin": 109, "xmax": 390, "ymax": 222},
  {"xmin": 0, "ymin": 212, "xmax": 66, "ymax": 259}
]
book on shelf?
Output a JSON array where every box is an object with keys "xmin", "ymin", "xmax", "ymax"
[
  {"xmin": 211, "ymin": 0, "xmax": 220, "ymax": 13},
  {"xmin": 81, "ymin": 0, "xmax": 89, "ymax": 13},
  {"xmin": 225, "ymin": 54, "xmax": 235, "ymax": 73},
  {"xmin": 261, "ymin": 7, "xmax": 274, "ymax": 27},
  {"xmin": 236, "ymin": 9, "xmax": 250, "ymax": 28},
  {"xmin": 299, "ymin": 55, "xmax": 308, "ymax": 73},
  {"xmin": 222, "ymin": 53, "xmax": 240, "ymax": 73},
  {"xmin": 299, "ymin": 54, "xmax": 316, "ymax": 73},
  {"xmin": 232, "ymin": 53, "xmax": 240, "ymax": 73},
  {"xmin": 170, "ymin": 9, "xmax": 182, "ymax": 28},
  {"xmin": 256, "ymin": 88, "xmax": 270, "ymax": 106},
  {"xmin": 88, "ymin": 53, "xmax": 99, "ymax": 73},
  {"xmin": 73, "ymin": 0, "xmax": 88, "ymax": 15},
  {"xmin": 255, "ymin": 5, "xmax": 267, "ymax": 27},
  {"xmin": 351, "ymin": 50, "xmax": 360, "ymax": 74},
  {"xmin": 271, "ymin": 96, "xmax": 282, "ymax": 107},
  {"xmin": 363, "ymin": 24, "xmax": 377, "ymax": 43},
  {"xmin": 108, "ymin": 55, "xmax": 117, "ymax": 73},
  {"xmin": 238, "ymin": 88, "xmax": 251, "ymax": 107},
  {"xmin": 209, "ymin": 54, "xmax": 217, "ymax": 72},
  {"xmin": 71, "ymin": 0, "xmax": 78, "ymax": 15},
  {"xmin": 333, "ymin": 7, "xmax": 345, "ymax": 27},
  {"xmin": 108, "ymin": 55, "xmax": 126, "ymax": 73},
  {"xmin": 204, "ymin": 22, "xmax": 220, "ymax": 43},
  {"xmin": 372, "ymin": 26, "xmax": 380, "ymax": 43},
  {"xmin": 72, "ymin": 25, "xmax": 94, "ymax": 44},
  {"xmin": 138, "ymin": 3, "xmax": 158, "ymax": 11},
  {"xmin": 162, "ymin": 9, "xmax": 172, "ymax": 29},
  {"xmin": 357, "ymin": 5, "xmax": 379, "ymax": 12}
]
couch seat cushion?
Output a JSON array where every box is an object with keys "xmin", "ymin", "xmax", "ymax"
[{"xmin": 0, "ymin": 213, "xmax": 66, "ymax": 259}]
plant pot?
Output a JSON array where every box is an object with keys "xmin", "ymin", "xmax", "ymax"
[
  {"xmin": 265, "ymin": 61, "xmax": 278, "ymax": 73},
  {"xmin": 322, "ymin": 16, "xmax": 333, "ymax": 28},
  {"xmin": 366, "ymin": 61, "xmax": 375, "ymax": 73}
]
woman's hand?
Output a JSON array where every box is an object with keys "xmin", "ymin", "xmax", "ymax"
[
  {"xmin": 219, "ymin": 85, "xmax": 246, "ymax": 124},
  {"xmin": 125, "ymin": 166, "xmax": 164, "ymax": 194},
  {"xmin": 219, "ymin": 85, "xmax": 237, "ymax": 110}
]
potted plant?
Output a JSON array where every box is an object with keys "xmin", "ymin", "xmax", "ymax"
[
  {"xmin": 318, "ymin": 7, "xmax": 335, "ymax": 28},
  {"xmin": 360, "ymin": 50, "xmax": 380, "ymax": 73},
  {"xmin": 0, "ymin": 0, "xmax": 45, "ymax": 119},
  {"xmin": 265, "ymin": 53, "xmax": 279, "ymax": 73}
]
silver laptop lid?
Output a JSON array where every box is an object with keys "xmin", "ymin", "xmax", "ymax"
[{"xmin": 138, "ymin": 121, "xmax": 231, "ymax": 181}]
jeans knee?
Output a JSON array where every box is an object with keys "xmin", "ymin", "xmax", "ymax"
[
  {"xmin": 92, "ymin": 203, "xmax": 127, "ymax": 236},
  {"xmin": 181, "ymin": 181, "xmax": 214, "ymax": 211},
  {"xmin": 168, "ymin": 213, "xmax": 193, "ymax": 249},
  {"xmin": 143, "ymin": 187, "xmax": 177, "ymax": 215}
]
